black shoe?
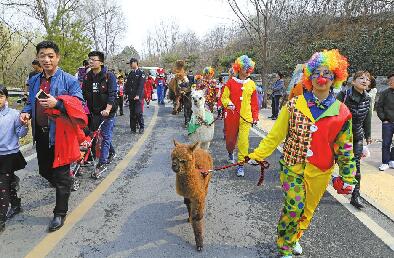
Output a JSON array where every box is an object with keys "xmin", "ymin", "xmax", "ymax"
[
  {"xmin": 139, "ymin": 128, "xmax": 144, "ymax": 134},
  {"xmin": 48, "ymin": 215, "xmax": 65, "ymax": 232},
  {"xmin": 131, "ymin": 130, "xmax": 136, "ymax": 134},
  {"xmin": 271, "ymin": 117, "xmax": 277, "ymax": 120},
  {"xmin": 350, "ymin": 194, "xmax": 364, "ymax": 209},
  {"xmin": 119, "ymin": 113, "xmax": 124, "ymax": 116},
  {"xmin": 108, "ymin": 152, "xmax": 116, "ymax": 163},
  {"xmin": 268, "ymin": 115, "xmax": 273, "ymax": 118},
  {"xmin": 0, "ymin": 220, "xmax": 5, "ymax": 233},
  {"xmin": 6, "ymin": 205, "xmax": 22, "ymax": 219}
]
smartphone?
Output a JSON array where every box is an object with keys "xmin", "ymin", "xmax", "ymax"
[{"xmin": 36, "ymin": 89, "xmax": 49, "ymax": 99}]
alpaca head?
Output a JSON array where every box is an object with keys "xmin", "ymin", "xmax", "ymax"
[
  {"xmin": 171, "ymin": 140, "xmax": 199, "ymax": 174},
  {"xmin": 191, "ymin": 90, "xmax": 205, "ymax": 111}
]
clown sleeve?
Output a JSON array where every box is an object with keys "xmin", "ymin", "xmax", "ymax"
[
  {"xmin": 251, "ymin": 89, "xmax": 259, "ymax": 121},
  {"xmin": 221, "ymin": 85, "xmax": 231, "ymax": 108},
  {"xmin": 333, "ymin": 119, "xmax": 357, "ymax": 185},
  {"xmin": 249, "ymin": 106, "xmax": 289, "ymax": 161}
]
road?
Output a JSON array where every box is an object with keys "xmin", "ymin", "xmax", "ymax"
[{"xmin": 1, "ymin": 103, "xmax": 394, "ymax": 258}]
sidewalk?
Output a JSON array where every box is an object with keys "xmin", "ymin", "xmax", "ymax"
[{"xmin": 257, "ymin": 108, "xmax": 394, "ymax": 219}]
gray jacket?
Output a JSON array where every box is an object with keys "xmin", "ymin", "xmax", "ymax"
[{"xmin": 0, "ymin": 106, "xmax": 28, "ymax": 155}]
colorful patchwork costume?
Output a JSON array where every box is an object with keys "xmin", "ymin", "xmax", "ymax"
[
  {"xmin": 221, "ymin": 55, "xmax": 259, "ymax": 175},
  {"xmin": 248, "ymin": 49, "xmax": 357, "ymax": 257},
  {"xmin": 201, "ymin": 67, "xmax": 217, "ymax": 113}
]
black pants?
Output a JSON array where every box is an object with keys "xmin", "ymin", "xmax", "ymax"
[
  {"xmin": 353, "ymin": 140, "xmax": 363, "ymax": 195},
  {"xmin": 129, "ymin": 101, "xmax": 144, "ymax": 131},
  {"xmin": 183, "ymin": 93, "xmax": 192, "ymax": 125},
  {"xmin": 35, "ymin": 126, "xmax": 72, "ymax": 216},
  {"xmin": 271, "ymin": 95, "xmax": 281, "ymax": 118},
  {"xmin": 0, "ymin": 173, "xmax": 19, "ymax": 220},
  {"xmin": 117, "ymin": 97, "xmax": 124, "ymax": 115}
]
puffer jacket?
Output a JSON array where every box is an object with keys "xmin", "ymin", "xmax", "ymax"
[{"xmin": 376, "ymin": 87, "xmax": 394, "ymax": 123}]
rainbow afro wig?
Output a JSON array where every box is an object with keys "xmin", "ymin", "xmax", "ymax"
[
  {"xmin": 232, "ymin": 55, "xmax": 255, "ymax": 74},
  {"xmin": 202, "ymin": 66, "xmax": 215, "ymax": 77},
  {"xmin": 302, "ymin": 49, "xmax": 349, "ymax": 90}
]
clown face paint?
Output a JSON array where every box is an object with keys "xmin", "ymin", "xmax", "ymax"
[{"xmin": 311, "ymin": 66, "xmax": 334, "ymax": 93}]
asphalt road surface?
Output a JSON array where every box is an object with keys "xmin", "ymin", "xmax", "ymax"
[{"xmin": 1, "ymin": 103, "xmax": 394, "ymax": 258}]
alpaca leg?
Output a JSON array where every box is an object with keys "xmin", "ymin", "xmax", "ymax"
[
  {"xmin": 191, "ymin": 200, "xmax": 205, "ymax": 251},
  {"xmin": 184, "ymin": 198, "xmax": 192, "ymax": 222},
  {"xmin": 200, "ymin": 142, "xmax": 208, "ymax": 150}
]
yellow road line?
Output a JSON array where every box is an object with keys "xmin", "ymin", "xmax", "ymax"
[{"xmin": 25, "ymin": 106, "xmax": 159, "ymax": 258}]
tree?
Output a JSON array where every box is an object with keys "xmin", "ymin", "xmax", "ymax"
[{"xmin": 81, "ymin": 0, "xmax": 126, "ymax": 57}]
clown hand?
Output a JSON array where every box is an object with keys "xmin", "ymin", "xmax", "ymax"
[
  {"xmin": 332, "ymin": 176, "xmax": 354, "ymax": 195},
  {"xmin": 227, "ymin": 101, "xmax": 235, "ymax": 110},
  {"xmin": 244, "ymin": 156, "xmax": 259, "ymax": 166}
]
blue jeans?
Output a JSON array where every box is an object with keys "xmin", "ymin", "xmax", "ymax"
[
  {"xmin": 382, "ymin": 122, "xmax": 394, "ymax": 164},
  {"xmin": 157, "ymin": 85, "xmax": 165, "ymax": 104},
  {"xmin": 100, "ymin": 117, "xmax": 115, "ymax": 164}
]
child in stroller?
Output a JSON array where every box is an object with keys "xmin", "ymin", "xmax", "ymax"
[{"xmin": 70, "ymin": 121, "xmax": 105, "ymax": 191}]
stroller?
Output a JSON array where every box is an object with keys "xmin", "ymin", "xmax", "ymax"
[{"xmin": 69, "ymin": 120, "xmax": 105, "ymax": 191}]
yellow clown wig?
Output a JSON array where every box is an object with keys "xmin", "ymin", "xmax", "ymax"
[
  {"xmin": 302, "ymin": 49, "xmax": 349, "ymax": 90},
  {"xmin": 232, "ymin": 55, "xmax": 255, "ymax": 74},
  {"xmin": 202, "ymin": 66, "xmax": 215, "ymax": 77}
]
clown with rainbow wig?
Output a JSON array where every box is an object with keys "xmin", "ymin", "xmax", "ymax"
[
  {"xmin": 246, "ymin": 49, "xmax": 357, "ymax": 258},
  {"xmin": 199, "ymin": 66, "xmax": 217, "ymax": 112},
  {"xmin": 221, "ymin": 55, "xmax": 259, "ymax": 176}
]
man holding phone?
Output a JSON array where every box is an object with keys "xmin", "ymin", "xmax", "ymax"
[{"xmin": 20, "ymin": 41, "xmax": 83, "ymax": 232}]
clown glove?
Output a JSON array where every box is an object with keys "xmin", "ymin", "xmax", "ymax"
[
  {"xmin": 227, "ymin": 101, "xmax": 235, "ymax": 110},
  {"xmin": 244, "ymin": 156, "xmax": 259, "ymax": 165},
  {"xmin": 332, "ymin": 176, "xmax": 354, "ymax": 195}
]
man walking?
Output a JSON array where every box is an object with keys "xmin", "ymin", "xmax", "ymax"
[
  {"xmin": 376, "ymin": 72, "xmax": 394, "ymax": 171},
  {"xmin": 82, "ymin": 51, "xmax": 117, "ymax": 174},
  {"xmin": 20, "ymin": 41, "xmax": 86, "ymax": 231},
  {"xmin": 125, "ymin": 58, "xmax": 145, "ymax": 134}
]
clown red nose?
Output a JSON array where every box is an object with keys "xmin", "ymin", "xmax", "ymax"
[{"xmin": 317, "ymin": 76, "xmax": 328, "ymax": 85}]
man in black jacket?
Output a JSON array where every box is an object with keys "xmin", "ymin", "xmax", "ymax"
[
  {"xmin": 376, "ymin": 72, "xmax": 394, "ymax": 171},
  {"xmin": 125, "ymin": 58, "xmax": 145, "ymax": 134},
  {"xmin": 83, "ymin": 51, "xmax": 117, "ymax": 174}
]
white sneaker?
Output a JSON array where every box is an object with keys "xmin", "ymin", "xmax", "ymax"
[
  {"xmin": 293, "ymin": 242, "xmax": 303, "ymax": 255},
  {"xmin": 236, "ymin": 166, "xmax": 245, "ymax": 177},
  {"xmin": 389, "ymin": 161, "xmax": 394, "ymax": 169},
  {"xmin": 379, "ymin": 163, "xmax": 389, "ymax": 171}
]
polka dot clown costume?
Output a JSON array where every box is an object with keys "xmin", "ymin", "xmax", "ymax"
[
  {"xmin": 248, "ymin": 49, "xmax": 357, "ymax": 257},
  {"xmin": 221, "ymin": 55, "xmax": 259, "ymax": 176},
  {"xmin": 202, "ymin": 66, "xmax": 217, "ymax": 112}
]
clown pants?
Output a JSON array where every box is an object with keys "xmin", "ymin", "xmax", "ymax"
[
  {"xmin": 224, "ymin": 114, "xmax": 251, "ymax": 162},
  {"xmin": 277, "ymin": 162, "xmax": 333, "ymax": 255}
]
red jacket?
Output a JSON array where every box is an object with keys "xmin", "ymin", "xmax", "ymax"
[{"xmin": 45, "ymin": 96, "xmax": 88, "ymax": 168}]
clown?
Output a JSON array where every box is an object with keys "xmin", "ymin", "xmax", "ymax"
[
  {"xmin": 247, "ymin": 49, "xmax": 357, "ymax": 258},
  {"xmin": 155, "ymin": 68, "xmax": 166, "ymax": 105},
  {"xmin": 200, "ymin": 67, "xmax": 217, "ymax": 112},
  {"xmin": 221, "ymin": 55, "xmax": 259, "ymax": 176},
  {"xmin": 144, "ymin": 73, "xmax": 155, "ymax": 108}
]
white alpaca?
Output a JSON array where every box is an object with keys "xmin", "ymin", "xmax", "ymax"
[{"xmin": 188, "ymin": 90, "xmax": 215, "ymax": 150}]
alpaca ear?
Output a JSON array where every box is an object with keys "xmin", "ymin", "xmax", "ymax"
[
  {"xmin": 189, "ymin": 142, "xmax": 200, "ymax": 152},
  {"xmin": 173, "ymin": 139, "xmax": 180, "ymax": 147}
]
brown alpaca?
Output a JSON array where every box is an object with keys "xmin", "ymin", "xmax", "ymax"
[{"xmin": 171, "ymin": 140, "xmax": 213, "ymax": 251}]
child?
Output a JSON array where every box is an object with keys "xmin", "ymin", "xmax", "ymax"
[
  {"xmin": 144, "ymin": 73, "xmax": 154, "ymax": 108},
  {"xmin": 0, "ymin": 85, "xmax": 28, "ymax": 232},
  {"xmin": 247, "ymin": 49, "xmax": 357, "ymax": 258},
  {"xmin": 117, "ymin": 75, "xmax": 125, "ymax": 115},
  {"xmin": 337, "ymin": 71, "xmax": 372, "ymax": 209}
]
